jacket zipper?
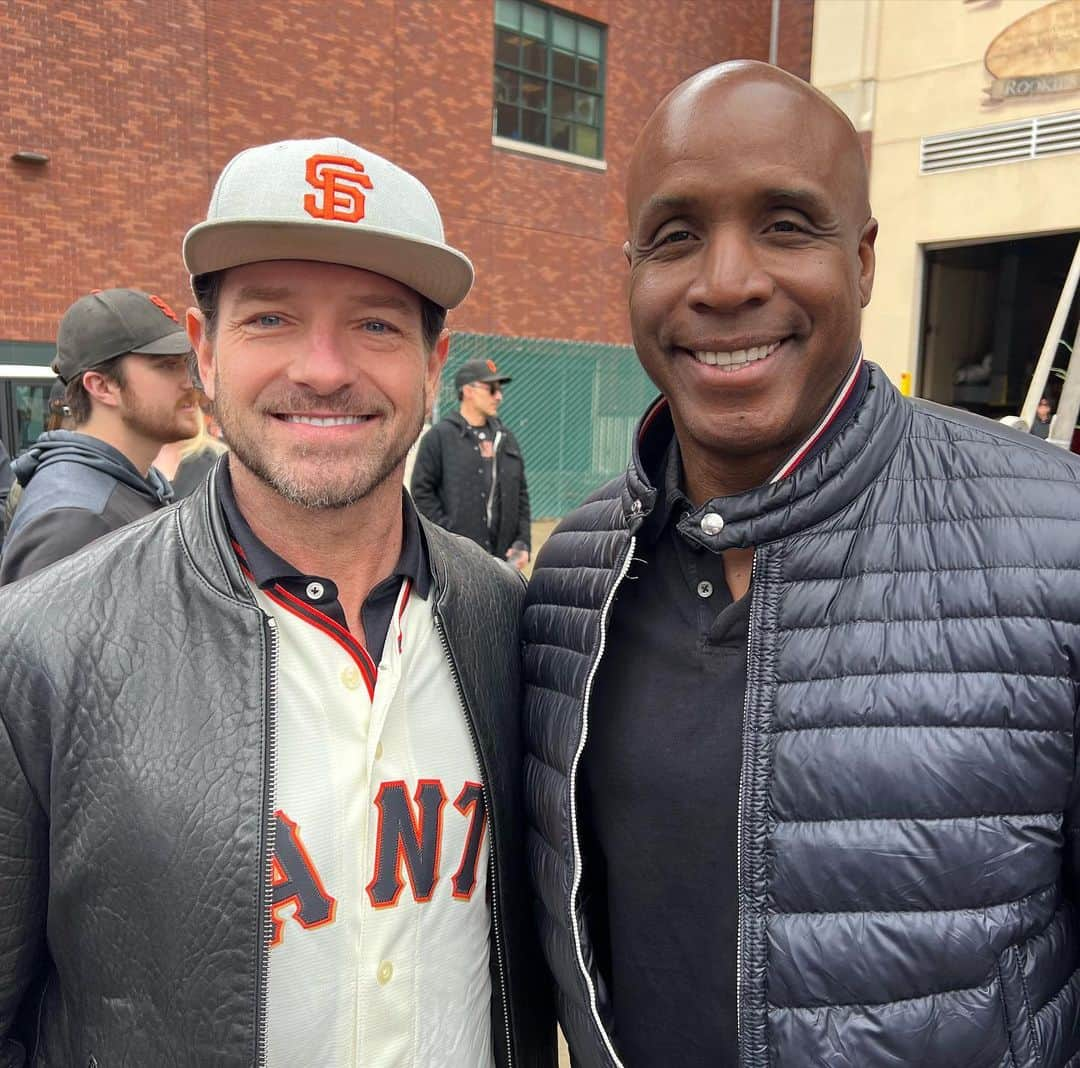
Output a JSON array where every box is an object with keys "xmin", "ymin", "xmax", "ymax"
[
  {"xmin": 255, "ymin": 614, "xmax": 280, "ymax": 1068},
  {"xmin": 568, "ymin": 537, "xmax": 637, "ymax": 1068},
  {"xmin": 486, "ymin": 430, "xmax": 503, "ymax": 536},
  {"xmin": 736, "ymin": 552, "xmax": 759, "ymax": 1062},
  {"xmin": 433, "ymin": 610, "xmax": 514, "ymax": 1068}
]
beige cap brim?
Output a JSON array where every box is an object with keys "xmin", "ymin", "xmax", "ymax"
[{"xmin": 183, "ymin": 218, "xmax": 474, "ymax": 310}]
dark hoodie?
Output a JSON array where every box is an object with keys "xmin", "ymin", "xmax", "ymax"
[{"xmin": 0, "ymin": 430, "xmax": 173, "ymax": 586}]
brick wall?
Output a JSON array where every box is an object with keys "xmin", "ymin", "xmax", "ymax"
[{"xmin": 2, "ymin": 0, "xmax": 812, "ymax": 346}]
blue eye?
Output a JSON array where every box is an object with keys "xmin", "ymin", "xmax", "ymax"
[
  {"xmin": 255, "ymin": 314, "xmax": 282, "ymax": 327},
  {"xmin": 659, "ymin": 230, "xmax": 692, "ymax": 245}
]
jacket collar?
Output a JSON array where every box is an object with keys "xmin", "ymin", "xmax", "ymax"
[{"xmin": 621, "ymin": 361, "xmax": 910, "ymax": 550}]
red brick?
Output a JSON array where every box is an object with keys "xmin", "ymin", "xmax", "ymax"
[{"xmin": 2, "ymin": 0, "xmax": 810, "ymax": 346}]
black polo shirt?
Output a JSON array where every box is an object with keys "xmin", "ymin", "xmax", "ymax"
[
  {"xmin": 580, "ymin": 360, "xmax": 868, "ymax": 1066},
  {"xmin": 218, "ymin": 466, "xmax": 431, "ymax": 662}
]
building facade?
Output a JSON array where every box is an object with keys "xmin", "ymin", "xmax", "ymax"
[
  {"xmin": 814, "ymin": 0, "xmax": 1080, "ymax": 419},
  {"xmin": 2, "ymin": 0, "xmax": 814, "ymax": 510}
]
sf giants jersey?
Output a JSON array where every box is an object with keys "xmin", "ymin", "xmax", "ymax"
[{"xmin": 249, "ymin": 576, "xmax": 494, "ymax": 1068}]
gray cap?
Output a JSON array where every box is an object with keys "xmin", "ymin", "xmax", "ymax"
[
  {"xmin": 183, "ymin": 137, "xmax": 474, "ymax": 310},
  {"xmin": 53, "ymin": 289, "xmax": 191, "ymax": 384}
]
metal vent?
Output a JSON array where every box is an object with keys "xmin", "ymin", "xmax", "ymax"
[{"xmin": 920, "ymin": 109, "xmax": 1080, "ymax": 174}]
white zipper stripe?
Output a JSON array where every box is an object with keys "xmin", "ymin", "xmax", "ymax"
[{"xmin": 567, "ymin": 537, "xmax": 636, "ymax": 1068}]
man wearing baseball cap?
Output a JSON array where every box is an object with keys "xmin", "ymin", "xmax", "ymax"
[
  {"xmin": 0, "ymin": 288, "xmax": 197, "ymax": 585},
  {"xmin": 0, "ymin": 138, "xmax": 553, "ymax": 1067},
  {"xmin": 411, "ymin": 357, "xmax": 532, "ymax": 568}
]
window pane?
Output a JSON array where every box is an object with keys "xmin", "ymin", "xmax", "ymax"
[
  {"xmin": 521, "ymin": 35, "xmax": 546, "ymax": 73},
  {"xmin": 552, "ymin": 84, "xmax": 574, "ymax": 120},
  {"xmin": 573, "ymin": 123, "xmax": 599, "ymax": 158},
  {"xmin": 552, "ymin": 48, "xmax": 575, "ymax": 83},
  {"xmin": 574, "ymin": 91, "xmax": 598, "ymax": 125},
  {"xmin": 520, "ymin": 75, "xmax": 546, "ymax": 109},
  {"xmin": 495, "ymin": 103, "xmax": 521, "ymax": 139},
  {"xmin": 495, "ymin": 28, "xmax": 520, "ymax": 67},
  {"xmin": 522, "ymin": 2, "xmax": 546, "ymax": 38},
  {"xmin": 578, "ymin": 23, "xmax": 601, "ymax": 59},
  {"xmin": 577, "ymin": 56, "xmax": 599, "ymax": 89},
  {"xmin": 550, "ymin": 119, "xmax": 571, "ymax": 151},
  {"xmin": 521, "ymin": 109, "xmax": 546, "ymax": 146},
  {"xmin": 495, "ymin": 67, "xmax": 520, "ymax": 103},
  {"xmin": 494, "ymin": 0, "xmax": 520, "ymax": 30},
  {"xmin": 552, "ymin": 12, "xmax": 576, "ymax": 50}
]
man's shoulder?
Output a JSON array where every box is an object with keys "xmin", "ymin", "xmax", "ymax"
[
  {"xmin": 13, "ymin": 458, "xmax": 120, "ymax": 522},
  {"xmin": 905, "ymin": 398, "xmax": 1080, "ymax": 487},
  {"xmin": 420, "ymin": 515, "xmax": 526, "ymax": 602},
  {"xmin": 0, "ymin": 501, "xmax": 182, "ymax": 619}
]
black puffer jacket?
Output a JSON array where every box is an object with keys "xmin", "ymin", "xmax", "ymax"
[
  {"xmin": 0, "ymin": 466, "xmax": 554, "ymax": 1067},
  {"xmin": 411, "ymin": 412, "xmax": 531, "ymax": 558},
  {"xmin": 523, "ymin": 364, "xmax": 1080, "ymax": 1067}
]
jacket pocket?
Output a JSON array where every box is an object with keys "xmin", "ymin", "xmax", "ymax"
[{"xmin": 996, "ymin": 944, "xmax": 1044, "ymax": 1068}]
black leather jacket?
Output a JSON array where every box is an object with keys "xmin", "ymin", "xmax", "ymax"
[
  {"xmin": 0, "ymin": 467, "xmax": 554, "ymax": 1067},
  {"xmin": 523, "ymin": 365, "xmax": 1080, "ymax": 1067}
]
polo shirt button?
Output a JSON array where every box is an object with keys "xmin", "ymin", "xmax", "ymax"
[
  {"xmin": 377, "ymin": 960, "xmax": 393, "ymax": 985},
  {"xmin": 341, "ymin": 665, "xmax": 362, "ymax": 690},
  {"xmin": 375, "ymin": 742, "xmax": 384, "ymax": 761},
  {"xmin": 306, "ymin": 581, "xmax": 324, "ymax": 600},
  {"xmin": 700, "ymin": 512, "xmax": 724, "ymax": 535},
  {"xmin": 697, "ymin": 581, "xmax": 714, "ymax": 598}
]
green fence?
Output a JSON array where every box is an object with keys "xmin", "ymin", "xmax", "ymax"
[{"xmin": 441, "ymin": 332, "xmax": 658, "ymax": 519}]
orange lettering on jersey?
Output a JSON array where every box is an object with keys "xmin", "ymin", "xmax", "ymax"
[
  {"xmin": 148, "ymin": 294, "xmax": 179, "ymax": 322},
  {"xmin": 303, "ymin": 155, "xmax": 374, "ymax": 223}
]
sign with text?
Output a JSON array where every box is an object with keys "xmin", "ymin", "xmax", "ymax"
[{"xmin": 984, "ymin": 0, "xmax": 1080, "ymax": 100}]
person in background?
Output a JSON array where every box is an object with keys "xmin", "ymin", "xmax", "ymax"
[
  {"xmin": 411, "ymin": 358, "xmax": 531, "ymax": 569},
  {"xmin": 0, "ymin": 288, "xmax": 197, "ymax": 585},
  {"xmin": 154, "ymin": 394, "xmax": 228, "ymax": 498},
  {"xmin": 1030, "ymin": 395, "xmax": 1054, "ymax": 438}
]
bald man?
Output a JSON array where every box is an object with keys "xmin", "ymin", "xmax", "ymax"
[{"xmin": 522, "ymin": 61, "xmax": 1080, "ymax": 1067}]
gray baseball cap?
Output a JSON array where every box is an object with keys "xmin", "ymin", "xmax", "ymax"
[
  {"xmin": 182, "ymin": 137, "xmax": 474, "ymax": 310},
  {"xmin": 53, "ymin": 289, "xmax": 191, "ymax": 384}
]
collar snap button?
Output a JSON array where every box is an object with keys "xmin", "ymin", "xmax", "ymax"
[
  {"xmin": 700, "ymin": 512, "xmax": 724, "ymax": 536},
  {"xmin": 306, "ymin": 581, "xmax": 325, "ymax": 600}
]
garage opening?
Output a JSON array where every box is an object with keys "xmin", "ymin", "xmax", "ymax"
[{"xmin": 918, "ymin": 231, "xmax": 1080, "ymax": 418}]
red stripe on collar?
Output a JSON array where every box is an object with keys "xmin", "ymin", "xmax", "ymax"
[{"xmin": 769, "ymin": 357, "xmax": 863, "ymax": 484}]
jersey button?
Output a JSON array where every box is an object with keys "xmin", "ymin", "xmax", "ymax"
[
  {"xmin": 377, "ymin": 961, "xmax": 393, "ymax": 985},
  {"xmin": 697, "ymin": 580, "xmax": 714, "ymax": 599},
  {"xmin": 305, "ymin": 581, "xmax": 324, "ymax": 600},
  {"xmin": 341, "ymin": 665, "xmax": 362, "ymax": 690},
  {"xmin": 375, "ymin": 742, "xmax": 384, "ymax": 761}
]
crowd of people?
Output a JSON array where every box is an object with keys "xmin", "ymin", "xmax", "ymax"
[{"xmin": 1, "ymin": 60, "xmax": 1079, "ymax": 1068}]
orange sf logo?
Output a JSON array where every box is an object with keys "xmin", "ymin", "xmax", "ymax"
[
  {"xmin": 148, "ymin": 295, "xmax": 179, "ymax": 322},
  {"xmin": 303, "ymin": 155, "xmax": 374, "ymax": 223}
]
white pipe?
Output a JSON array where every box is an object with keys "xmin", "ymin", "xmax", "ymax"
[
  {"xmin": 769, "ymin": 0, "xmax": 781, "ymax": 65},
  {"xmin": 1020, "ymin": 237, "xmax": 1080, "ymax": 428}
]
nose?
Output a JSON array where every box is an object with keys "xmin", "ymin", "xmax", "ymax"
[
  {"xmin": 287, "ymin": 325, "xmax": 355, "ymax": 394},
  {"xmin": 685, "ymin": 225, "xmax": 774, "ymax": 312}
]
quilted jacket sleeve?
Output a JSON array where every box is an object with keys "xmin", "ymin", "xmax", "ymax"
[
  {"xmin": 509, "ymin": 431, "xmax": 531, "ymax": 552},
  {"xmin": 0, "ymin": 708, "xmax": 47, "ymax": 1067},
  {"xmin": 409, "ymin": 428, "xmax": 449, "ymax": 528}
]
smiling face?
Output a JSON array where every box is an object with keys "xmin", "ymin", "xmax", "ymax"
[
  {"xmin": 626, "ymin": 64, "xmax": 877, "ymax": 496},
  {"xmin": 191, "ymin": 260, "xmax": 446, "ymax": 510}
]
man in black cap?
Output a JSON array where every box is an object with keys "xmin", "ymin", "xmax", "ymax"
[
  {"xmin": 411, "ymin": 357, "xmax": 531, "ymax": 568},
  {"xmin": 0, "ymin": 288, "xmax": 198, "ymax": 584}
]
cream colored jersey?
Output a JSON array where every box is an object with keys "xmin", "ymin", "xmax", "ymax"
[{"xmin": 249, "ymin": 576, "xmax": 494, "ymax": 1068}]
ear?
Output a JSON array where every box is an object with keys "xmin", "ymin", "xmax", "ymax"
[
  {"xmin": 187, "ymin": 308, "xmax": 216, "ymax": 401},
  {"xmin": 81, "ymin": 368, "xmax": 124, "ymax": 409},
  {"xmin": 424, "ymin": 329, "xmax": 450, "ymax": 413},
  {"xmin": 857, "ymin": 218, "xmax": 878, "ymax": 308}
]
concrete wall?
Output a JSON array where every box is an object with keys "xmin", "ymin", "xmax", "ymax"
[
  {"xmin": 812, "ymin": 0, "xmax": 1080, "ymax": 384},
  {"xmin": 2, "ymin": 0, "xmax": 814, "ymax": 348}
]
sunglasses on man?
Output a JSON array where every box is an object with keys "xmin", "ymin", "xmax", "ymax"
[{"xmin": 470, "ymin": 381, "xmax": 505, "ymax": 396}]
